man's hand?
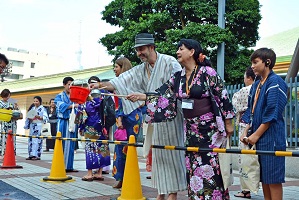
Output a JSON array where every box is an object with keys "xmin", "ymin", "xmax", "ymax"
[
  {"xmin": 89, "ymin": 82, "xmax": 100, "ymax": 90},
  {"xmin": 126, "ymin": 93, "xmax": 146, "ymax": 102}
]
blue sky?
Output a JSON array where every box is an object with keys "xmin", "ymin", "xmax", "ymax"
[{"xmin": 0, "ymin": 0, "xmax": 298, "ymax": 71}]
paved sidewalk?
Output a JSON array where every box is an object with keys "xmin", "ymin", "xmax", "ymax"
[{"xmin": 0, "ymin": 137, "xmax": 299, "ymax": 199}]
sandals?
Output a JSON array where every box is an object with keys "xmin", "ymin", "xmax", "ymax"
[
  {"xmin": 66, "ymin": 169, "xmax": 79, "ymax": 172},
  {"xmin": 26, "ymin": 156, "xmax": 40, "ymax": 160},
  {"xmin": 82, "ymin": 176, "xmax": 93, "ymax": 182},
  {"xmin": 112, "ymin": 181, "xmax": 122, "ymax": 188},
  {"xmin": 234, "ymin": 191, "xmax": 251, "ymax": 199},
  {"xmin": 93, "ymin": 176, "xmax": 104, "ymax": 181}
]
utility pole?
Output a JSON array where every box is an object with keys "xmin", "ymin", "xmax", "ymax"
[{"xmin": 217, "ymin": 0, "xmax": 225, "ymax": 80}]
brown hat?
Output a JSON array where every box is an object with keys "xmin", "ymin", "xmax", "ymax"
[{"xmin": 134, "ymin": 33, "xmax": 155, "ymax": 48}]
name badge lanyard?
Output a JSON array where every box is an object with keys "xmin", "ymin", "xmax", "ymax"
[
  {"xmin": 185, "ymin": 65, "xmax": 198, "ymax": 96},
  {"xmin": 250, "ymin": 77, "xmax": 268, "ymax": 125}
]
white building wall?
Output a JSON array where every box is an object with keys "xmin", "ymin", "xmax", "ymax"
[{"xmin": 0, "ymin": 47, "xmax": 67, "ymax": 80}]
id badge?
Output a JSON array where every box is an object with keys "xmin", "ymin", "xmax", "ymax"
[{"xmin": 182, "ymin": 99, "xmax": 194, "ymax": 109}]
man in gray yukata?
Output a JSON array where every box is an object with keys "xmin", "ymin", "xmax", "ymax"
[{"xmin": 91, "ymin": 33, "xmax": 186, "ymax": 200}]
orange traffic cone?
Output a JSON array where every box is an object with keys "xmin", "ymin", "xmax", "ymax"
[
  {"xmin": 43, "ymin": 131, "xmax": 72, "ymax": 182},
  {"xmin": 117, "ymin": 135, "xmax": 146, "ymax": 200},
  {"xmin": 1, "ymin": 130, "xmax": 23, "ymax": 169}
]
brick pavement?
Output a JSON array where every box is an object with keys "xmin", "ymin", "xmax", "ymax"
[{"xmin": 1, "ymin": 137, "xmax": 299, "ymax": 200}]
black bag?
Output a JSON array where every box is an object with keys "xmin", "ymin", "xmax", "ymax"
[
  {"xmin": 144, "ymin": 71, "xmax": 181, "ymax": 123},
  {"xmin": 100, "ymin": 95, "xmax": 116, "ymax": 129}
]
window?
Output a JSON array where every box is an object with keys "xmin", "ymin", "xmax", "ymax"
[
  {"xmin": 31, "ymin": 62, "xmax": 35, "ymax": 68},
  {"xmin": 11, "ymin": 60, "xmax": 24, "ymax": 67},
  {"xmin": 6, "ymin": 74, "xmax": 23, "ymax": 79}
]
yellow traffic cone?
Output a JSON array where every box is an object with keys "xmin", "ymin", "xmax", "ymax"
[
  {"xmin": 118, "ymin": 135, "xmax": 146, "ymax": 200},
  {"xmin": 43, "ymin": 131, "xmax": 72, "ymax": 182}
]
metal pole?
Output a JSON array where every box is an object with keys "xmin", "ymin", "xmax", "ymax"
[{"xmin": 217, "ymin": 0, "xmax": 225, "ymax": 80}]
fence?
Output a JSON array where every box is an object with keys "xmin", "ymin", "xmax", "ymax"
[{"xmin": 226, "ymin": 76, "xmax": 299, "ymax": 148}]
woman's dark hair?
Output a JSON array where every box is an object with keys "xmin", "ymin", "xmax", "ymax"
[
  {"xmin": 245, "ymin": 66, "xmax": 256, "ymax": 80},
  {"xmin": 88, "ymin": 76, "xmax": 100, "ymax": 84},
  {"xmin": 1, "ymin": 89, "xmax": 11, "ymax": 98},
  {"xmin": 49, "ymin": 98, "xmax": 55, "ymax": 104},
  {"xmin": 27, "ymin": 103, "xmax": 34, "ymax": 111},
  {"xmin": 34, "ymin": 96, "xmax": 42, "ymax": 104},
  {"xmin": 177, "ymin": 39, "xmax": 211, "ymax": 66}
]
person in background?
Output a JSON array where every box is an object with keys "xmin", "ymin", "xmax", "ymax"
[
  {"xmin": 78, "ymin": 76, "xmax": 110, "ymax": 181},
  {"xmin": 90, "ymin": 33, "xmax": 186, "ymax": 200},
  {"xmin": 232, "ymin": 66, "xmax": 258, "ymax": 198},
  {"xmin": 0, "ymin": 53, "xmax": 9, "ymax": 74},
  {"xmin": 54, "ymin": 77, "xmax": 79, "ymax": 172},
  {"xmin": 127, "ymin": 38, "xmax": 235, "ymax": 199},
  {"xmin": 110, "ymin": 57, "xmax": 143, "ymax": 189},
  {"xmin": 24, "ymin": 96, "xmax": 48, "ymax": 160},
  {"xmin": 97, "ymin": 78, "xmax": 116, "ymax": 175},
  {"xmin": 241, "ymin": 48, "xmax": 288, "ymax": 200},
  {"xmin": 0, "ymin": 89, "xmax": 22, "ymax": 159},
  {"xmin": 44, "ymin": 98, "xmax": 58, "ymax": 152}
]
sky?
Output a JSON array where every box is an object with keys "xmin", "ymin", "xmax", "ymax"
[{"xmin": 0, "ymin": 0, "xmax": 298, "ymax": 71}]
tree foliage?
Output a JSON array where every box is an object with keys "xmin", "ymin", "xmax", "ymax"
[{"xmin": 100, "ymin": 0, "xmax": 261, "ymax": 84}]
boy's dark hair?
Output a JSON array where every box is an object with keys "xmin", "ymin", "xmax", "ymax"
[
  {"xmin": 88, "ymin": 76, "xmax": 100, "ymax": 84},
  {"xmin": 1, "ymin": 89, "xmax": 11, "ymax": 98},
  {"xmin": 250, "ymin": 48, "xmax": 276, "ymax": 69},
  {"xmin": 63, "ymin": 77, "xmax": 74, "ymax": 85},
  {"xmin": 0, "ymin": 53, "xmax": 9, "ymax": 65}
]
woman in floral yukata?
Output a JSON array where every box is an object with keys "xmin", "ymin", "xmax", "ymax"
[
  {"xmin": 112, "ymin": 57, "xmax": 143, "ymax": 189},
  {"xmin": 127, "ymin": 39, "xmax": 235, "ymax": 200}
]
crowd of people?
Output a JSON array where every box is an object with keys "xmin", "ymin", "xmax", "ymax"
[{"xmin": 0, "ymin": 32, "xmax": 288, "ymax": 200}]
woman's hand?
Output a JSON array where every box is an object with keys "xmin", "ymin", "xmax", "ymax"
[
  {"xmin": 34, "ymin": 115, "xmax": 42, "ymax": 120},
  {"xmin": 224, "ymin": 119, "xmax": 234, "ymax": 137},
  {"xmin": 126, "ymin": 93, "xmax": 146, "ymax": 102}
]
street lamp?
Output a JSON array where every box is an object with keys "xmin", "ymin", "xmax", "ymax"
[{"xmin": 1, "ymin": 62, "xmax": 12, "ymax": 82}]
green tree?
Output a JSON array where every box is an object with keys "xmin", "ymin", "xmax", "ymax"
[{"xmin": 100, "ymin": 0, "xmax": 261, "ymax": 84}]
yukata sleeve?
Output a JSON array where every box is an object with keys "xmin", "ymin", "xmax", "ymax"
[
  {"xmin": 205, "ymin": 66, "xmax": 235, "ymax": 119},
  {"xmin": 115, "ymin": 99, "xmax": 125, "ymax": 118},
  {"xmin": 54, "ymin": 93, "xmax": 71, "ymax": 118},
  {"xmin": 241, "ymin": 85, "xmax": 255, "ymax": 124},
  {"xmin": 232, "ymin": 87, "xmax": 249, "ymax": 113},
  {"xmin": 262, "ymin": 78, "xmax": 288, "ymax": 124},
  {"xmin": 42, "ymin": 107, "xmax": 49, "ymax": 123}
]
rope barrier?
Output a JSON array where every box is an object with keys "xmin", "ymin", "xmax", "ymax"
[
  {"xmin": 2, "ymin": 132, "xmax": 299, "ymax": 157},
  {"xmin": 152, "ymin": 144, "xmax": 299, "ymax": 157},
  {"xmin": 2, "ymin": 132, "xmax": 143, "ymax": 147}
]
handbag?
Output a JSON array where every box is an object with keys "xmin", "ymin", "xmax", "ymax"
[
  {"xmin": 42, "ymin": 123, "xmax": 51, "ymax": 136},
  {"xmin": 205, "ymin": 71, "xmax": 227, "ymax": 136},
  {"xmin": 218, "ymin": 136, "xmax": 234, "ymax": 190},
  {"xmin": 114, "ymin": 128, "xmax": 127, "ymax": 141},
  {"xmin": 69, "ymin": 103, "xmax": 76, "ymax": 132},
  {"xmin": 144, "ymin": 71, "xmax": 181, "ymax": 124},
  {"xmin": 239, "ymin": 145, "xmax": 260, "ymax": 194}
]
